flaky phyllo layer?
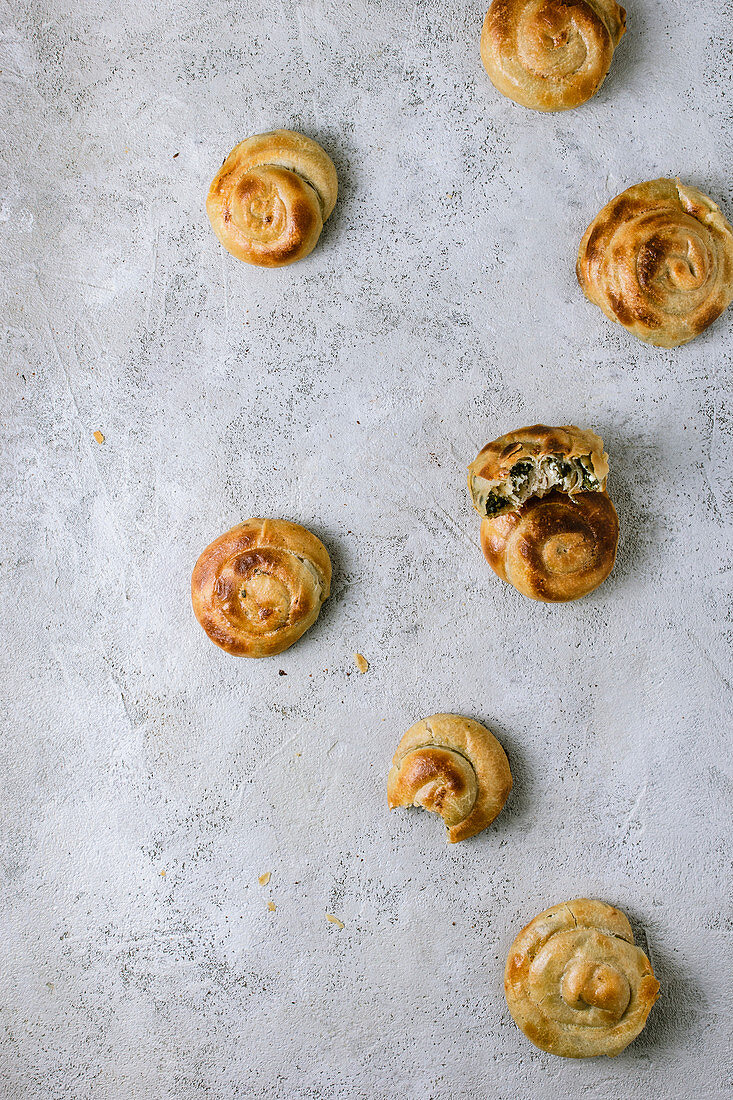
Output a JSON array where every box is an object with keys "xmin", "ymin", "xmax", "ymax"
[{"xmin": 470, "ymin": 452, "xmax": 604, "ymax": 519}]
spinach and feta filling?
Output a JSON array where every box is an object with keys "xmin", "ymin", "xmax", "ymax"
[{"xmin": 472, "ymin": 453, "xmax": 602, "ymax": 519}]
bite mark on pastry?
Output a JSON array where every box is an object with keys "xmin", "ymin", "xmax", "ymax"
[
  {"xmin": 387, "ymin": 714, "xmax": 512, "ymax": 843},
  {"xmin": 468, "ymin": 426, "xmax": 618, "ymax": 602},
  {"xmin": 468, "ymin": 424, "xmax": 609, "ymax": 521}
]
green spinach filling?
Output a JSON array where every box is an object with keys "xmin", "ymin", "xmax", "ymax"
[
  {"xmin": 480, "ymin": 452, "xmax": 601, "ymax": 519},
  {"xmin": 483, "ymin": 492, "xmax": 508, "ymax": 516}
]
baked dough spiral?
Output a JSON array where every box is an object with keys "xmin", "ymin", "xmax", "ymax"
[
  {"xmin": 480, "ymin": 0, "xmax": 626, "ymax": 112},
  {"xmin": 206, "ymin": 130, "xmax": 338, "ymax": 267},
  {"xmin": 387, "ymin": 714, "xmax": 512, "ymax": 843},
  {"xmin": 481, "ymin": 489, "xmax": 618, "ymax": 602},
  {"xmin": 577, "ymin": 179, "xmax": 733, "ymax": 346},
  {"xmin": 191, "ymin": 519, "xmax": 331, "ymax": 657},
  {"xmin": 505, "ymin": 898, "xmax": 660, "ymax": 1058}
]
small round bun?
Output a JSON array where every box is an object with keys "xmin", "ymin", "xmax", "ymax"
[
  {"xmin": 480, "ymin": 0, "xmax": 626, "ymax": 112},
  {"xmin": 577, "ymin": 178, "xmax": 733, "ymax": 346},
  {"xmin": 387, "ymin": 714, "xmax": 512, "ymax": 843},
  {"xmin": 206, "ymin": 130, "xmax": 338, "ymax": 267},
  {"xmin": 191, "ymin": 519, "xmax": 331, "ymax": 657},
  {"xmin": 505, "ymin": 898, "xmax": 660, "ymax": 1058},
  {"xmin": 480, "ymin": 490, "xmax": 619, "ymax": 602}
]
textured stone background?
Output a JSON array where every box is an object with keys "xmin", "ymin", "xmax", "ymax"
[{"xmin": 1, "ymin": 0, "xmax": 732, "ymax": 1096}]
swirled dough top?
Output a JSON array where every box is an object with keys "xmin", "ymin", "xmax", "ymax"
[
  {"xmin": 206, "ymin": 130, "xmax": 338, "ymax": 267},
  {"xmin": 505, "ymin": 898, "xmax": 660, "ymax": 1057},
  {"xmin": 387, "ymin": 714, "xmax": 512, "ymax": 843},
  {"xmin": 468, "ymin": 424, "xmax": 609, "ymax": 520},
  {"xmin": 191, "ymin": 519, "xmax": 331, "ymax": 657},
  {"xmin": 480, "ymin": 490, "xmax": 619, "ymax": 601},
  {"xmin": 480, "ymin": 0, "xmax": 626, "ymax": 111},
  {"xmin": 577, "ymin": 178, "xmax": 733, "ymax": 346}
]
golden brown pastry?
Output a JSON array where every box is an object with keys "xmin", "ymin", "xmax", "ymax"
[
  {"xmin": 577, "ymin": 179, "xmax": 733, "ymax": 346},
  {"xmin": 481, "ymin": 489, "xmax": 619, "ymax": 602},
  {"xmin": 468, "ymin": 424, "xmax": 609, "ymax": 521},
  {"xmin": 191, "ymin": 519, "xmax": 331, "ymax": 657},
  {"xmin": 467, "ymin": 425, "xmax": 618, "ymax": 602},
  {"xmin": 505, "ymin": 898, "xmax": 660, "ymax": 1057},
  {"xmin": 480, "ymin": 0, "xmax": 626, "ymax": 112},
  {"xmin": 206, "ymin": 130, "xmax": 338, "ymax": 267},
  {"xmin": 387, "ymin": 714, "xmax": 512, "ymax": 843}
]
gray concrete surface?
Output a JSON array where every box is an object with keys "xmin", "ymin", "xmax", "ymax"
[{"xmin": 1, "ymin": 0, "xmax": 732, "ymax": 1097}]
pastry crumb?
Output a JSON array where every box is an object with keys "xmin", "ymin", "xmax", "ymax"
[
  {"xmin": 258, "ymin": 872, "xmax": 271, "ymax": 886},
  {"xmin": 267, "ymin": 901, "xmax": 276, "ymax": 912},
  {"xmin": 93, "ymin": 430, "xmax": 105, "ymax": 444},
  {"xmin": 354, "ymin": 653, "xmax": 369, "ymax": 674},
  {"xmin": 325, "ymin": 913, "xmax": 344, "ymax": 930}
]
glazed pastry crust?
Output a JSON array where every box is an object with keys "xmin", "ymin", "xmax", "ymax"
[
  {"xmin": 481, "ymin": 490, "xmax": 618, "ymax": 602},
  {"xmin": 387, "ymin": 714, "xmax": 512, "ymax": 843},
  {"xmin": 468, "ymin": 424, "xmax": 609, "ymax": 519},
  {"xmin": 480, "ymin": 0, "xmax": 626, "ymax": 112},
  {"xmin": 206, "ymin": 130, "xmax": 338, "ymax": 267},
  {"xmin": 191, "ymin": 519, "xmax": 331, "ymax": 657},
  {"xmin": 577, "ymin": 178, "xmax": 733, "ymax": 346},
  {"xmin": 505, "ymin": 898, "xmax": 660, "ymax": 1057}
]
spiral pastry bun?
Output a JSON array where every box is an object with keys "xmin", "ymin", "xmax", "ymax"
[
  {"xmin": 468, "ymin": 424, "xmax": 609, "ymax": 521},
  {"xmin": 480, "ymin": 0, "xmax": 626, "ymax": 112},
  {"xmin": 191, "ymin": 519, "xmax": 331, "ymax": 657},
  {"xmin": 577, "ymin": 179, "xmax": 733, "ymax": 346},
  {"xmin": 481, "ymin": 490, "xmax": 618, "ymax": 602},
  {"xmin": 387, "ymin": 714, "xmax": 512, "ymax": 843},
  {"xmin": 206, "ymin": 130, "xmax": 338, "ymax": 267},
  {"xmin": 505, "ymin": 898, "xmax": 660, "ymax": 1058}
]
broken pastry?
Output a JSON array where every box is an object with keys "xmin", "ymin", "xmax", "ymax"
[
  {"xmin": 387, "ymin": 713, "xmax": 512, "ymax": 843},
  {"xmin": 505, "ymin": 898, "xmax": 660, "ymax": 1057},
  {"xmin": 468, "ymin": 424, "xmax": 609, "ymax": 520},
  {"xmin": 191, "ymin": 518, "xmax": 331, "ymax": 657},
  {"xmin": 468, "ymin": 425, "xmax": 618, "ymax": 602},
  {"xmin": 206, "ymin": 129, "xmax": 338, "ymax": 267},
  {"xmin": 577, "ymin": 178, "xmax": 733, "ymax": 346}
]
